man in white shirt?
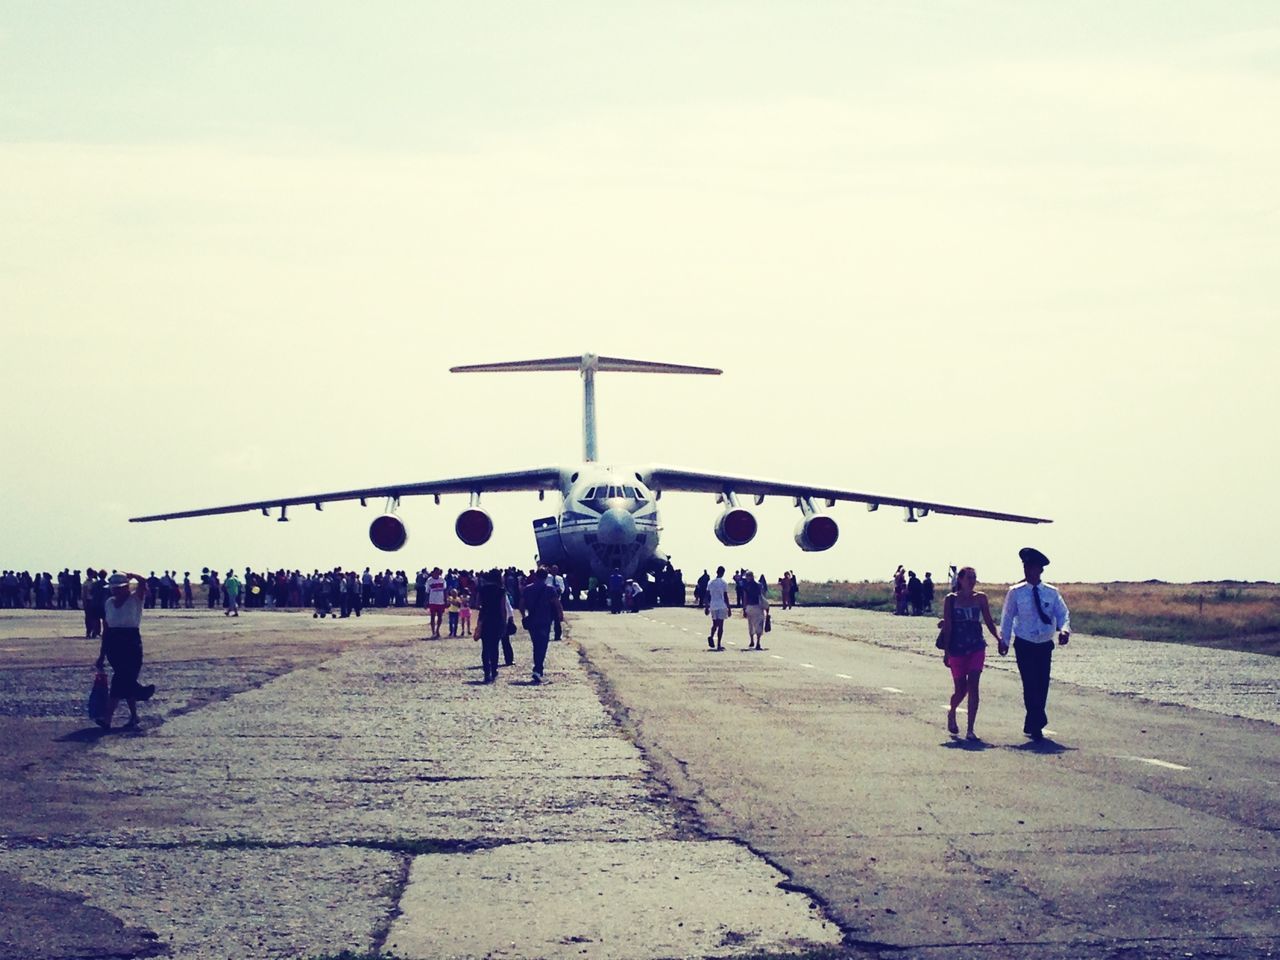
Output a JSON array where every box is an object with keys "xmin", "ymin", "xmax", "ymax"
[
  {"xmin": 999, "ymin": 547, "xmax": 1071, "ymax": 742},
  {"xmin": 426, "ymin": 567, "xmax": 448, "ymax": 639},
  {"xmin": 704, "ymin": 565, "xmax": 731, "ymax": 651}
]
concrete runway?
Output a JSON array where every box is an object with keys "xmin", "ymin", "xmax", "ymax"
[
  {"xmin": 0, "ymin": 606, "xmax": 1275, "ymax": 959},
  {"xmin": 583, "ymin": 606, "xmax": 1279, "ymax": 958}
]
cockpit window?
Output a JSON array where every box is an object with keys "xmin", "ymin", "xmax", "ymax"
[
  {"xmin": 584, "ymin": 486, "xmax": 597, "ymax": 498},
  {"xmin": 608, "ymin": 486, "xmax": 619, "ymax": 498},
  {"xmin": 623, "ymin": 486, "xmax": 636, "ymax": 498}
]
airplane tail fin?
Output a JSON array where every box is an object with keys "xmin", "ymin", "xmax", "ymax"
[{"xmin": 451, "ymin": 353, "xmax": 721, "ymax": 461}]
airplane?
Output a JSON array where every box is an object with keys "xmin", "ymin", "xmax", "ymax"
[{"xmin": 130, "ymin": 353, "xmax": 1050, "ymax": 587}]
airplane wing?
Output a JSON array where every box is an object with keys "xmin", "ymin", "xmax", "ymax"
[
  {"xmin": 640, "ymin": 466, "xmax": 1050, "ymax": 524},
  {"xmin": 129, "ymin": 468, "xmax": 564, "ymax": 522}
]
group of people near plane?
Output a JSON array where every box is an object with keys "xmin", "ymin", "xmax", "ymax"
[
  {"xmin": 30, "ymin": 547, "xmax": 1070, "ymax": 747},
  {"xmin": 699, "ymin": 565, "xmax": 774, "ymax": 650},
  {"xmin": 692, "ymin": 569, "xmax": 799, "ymax": 610},
  {"xmin": 892, "ymin": 566, "xmax": 937, "ymax": 616},
  {"xmin": 0, "ymin": 569, "xmax": 93, "ymax": 610}
]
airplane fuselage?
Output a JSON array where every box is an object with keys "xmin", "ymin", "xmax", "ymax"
[{"xmin": 537, "ymin": 466, "xmax": 663, "ymax": 583}]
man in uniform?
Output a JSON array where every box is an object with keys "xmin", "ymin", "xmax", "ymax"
[{"xmin": 998, "ymin": 547, "xmax": 1071, "ymax": 741}]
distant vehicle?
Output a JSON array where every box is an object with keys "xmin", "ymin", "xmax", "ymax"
[{"xmin": 131, "ymin": 354, "xmax": 1049, "ymax": 585}]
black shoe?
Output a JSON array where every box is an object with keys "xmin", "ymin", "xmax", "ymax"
[
  {"xmin": 708, "ymin": 637, "xmax": 715, "ymax": 649},
  {"xmin": 137, "ymin": 684, "xmax": 156, "ymax": 702}
]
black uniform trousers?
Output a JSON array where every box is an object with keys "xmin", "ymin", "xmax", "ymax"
[{"xmin": 1014, "ymin": 637, "xmax": 1053, "ymax": 735}]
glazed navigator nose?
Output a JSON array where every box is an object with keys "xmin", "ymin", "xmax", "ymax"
[{"xmin": 597, "ymin": 507, "xmax": 636, "ymax": 545}]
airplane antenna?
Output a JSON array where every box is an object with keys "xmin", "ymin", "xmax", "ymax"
[{"xmin": 450, "ymin": 353, "xmax": 721, "ymax": 462}]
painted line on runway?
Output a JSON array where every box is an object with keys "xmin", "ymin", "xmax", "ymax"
[
  {"xmin": 835, "ymin": 673, "xmax": 852, "ymax": 679},
  {"xmin": 1124, "ymin": 756, "xmax": 1190, "ymax": 771},
  {"xmin": 799, "ymin": 663, "xmax": 815, "ymax": 669},
  {"xmin": 882, "ymin": 686, "xmax": 903, "ymax": 693},
  {"xmin": 770, "ymin": 654, "xmax": 784, "ymax": 660}
]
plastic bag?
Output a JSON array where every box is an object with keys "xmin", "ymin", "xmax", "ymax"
[{"xmin": 87, "ymin": 670, "xmax": 109, "ymax": 722}]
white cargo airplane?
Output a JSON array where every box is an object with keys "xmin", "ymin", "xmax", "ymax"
[{"xmin": 131, "ymin": 354, "xmax": 1049, "ymax": 581}]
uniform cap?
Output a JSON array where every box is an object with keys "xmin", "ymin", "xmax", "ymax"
[
  {"xmin": 108, "ymin": 573, "xmax": 130, "ymax": 588},
  {"xmin": 1019, "ymin": 547, "xmax": 1050, "ymax": 567}
]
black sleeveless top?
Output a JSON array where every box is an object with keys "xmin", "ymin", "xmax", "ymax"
[{"xmin": 947, "ymin": 599, "xmax": 986, "ymax": 655}]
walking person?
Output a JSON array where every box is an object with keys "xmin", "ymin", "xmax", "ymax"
[
  {"xmin": 425, "ymin": 567, "xmax": 447, "ymax": 638},
  {"xmin": 223, "ymin": 570, "xmax": 242, "ymax": 616},
  {"xmin": 704, "ymin": 565, "xmax": 731, "ymax": 650},
  {"xmin": 447, "ymin": 589, "xmax": 462, "ymax": 637},
  {"xmin": 459, "ymin": 590, "xmax": 472, "ymax": 637},
  {"xmin": 94, "ymin": 573, "xmax": 156, "ymax": 730},
  {"xmin": 741, "ymin": 569, "xmax": 769, "ymax": 650},
  {"xmin": 82, "ymin": 568, "xmax": 101, "ymax": 639},
  {"xmin": 998, "ymin": 548, "xmax": 1071, "ymax": 742},
  {"xmin": 940, "ymin": 566, "xmax": 1001, "ymax": 741},
  {"xmin": 519, "ymin": 567, "xmax": 563, "ymax": 684},
  {"xmin": 474, "ymin": 570, "xmax": 513, "ymax": 684}
]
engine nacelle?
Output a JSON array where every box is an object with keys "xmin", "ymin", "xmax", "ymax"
[
  {"xmin": 369, "ymin": 514, "xmax": 408, "ymax": 552},
  {"xmin": 714, "ymin": 507, "xmax": 758, "ymax": 547},
  {"xmin": 794, "ymin": 513, "xmax": 839, "ymax": 552},
  {"xmin": 455, "ymin": 508, "xmax": 494, "ymax": 547}
]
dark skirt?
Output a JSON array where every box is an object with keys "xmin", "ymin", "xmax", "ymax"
[{"xmin": 103, "ymin": 627, "xmax": 144, "ymax": 699}]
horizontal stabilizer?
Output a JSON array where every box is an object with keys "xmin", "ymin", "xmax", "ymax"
[{"xmin": 451, "ymin": 353, "xmax": 721, "ymax": 376}]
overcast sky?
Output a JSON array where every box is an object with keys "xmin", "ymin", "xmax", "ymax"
[{"xmin": 3, "ymin": 1, "xmax": 1278, "ymax": 584}]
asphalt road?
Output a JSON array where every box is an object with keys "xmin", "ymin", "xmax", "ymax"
[{"xmin": 575, "ymin": 605, "xmax": 1280, "ymax": 959}]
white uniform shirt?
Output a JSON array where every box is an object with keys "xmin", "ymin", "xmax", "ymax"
[
  {"xmin": 551, "ymin": 574, "xmax": 565, "ymax": 597},
  {"xmin": 427, "ymin": 577, "xmax": 447, "ymax": 605},
  {"xmin": 1000, "ymin": 581, "xmax": 1070, "ymax": 645},
  {"xmin": 706, "ymin": 577, "xmax": 730, "ymax": 614},
  {"xmin": 103, "ymin": 593, "xmax": 144, "ymax": 629}
]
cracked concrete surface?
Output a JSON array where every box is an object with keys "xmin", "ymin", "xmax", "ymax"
[{"xmin": 0, "ymin": 611, "xmax": 840, "ymax": 959}]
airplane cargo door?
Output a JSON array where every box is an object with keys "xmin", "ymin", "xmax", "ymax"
[{"xmin": 532, "ymin": 516, "xmax": 568, "ymax": 567}]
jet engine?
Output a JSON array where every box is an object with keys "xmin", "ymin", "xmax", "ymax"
[
  {"xmin": 714, "ymin": 507, "xmax": 758, "ymax": 547},
  {"xmin": 794, "ymin": 513, "xmax": 839, "ymax": 552},
  {"xmin": 455, "ymin": 508, "xmax": 494, "ymax": 547},
  {"xmin": 369, "ymin": 514, "xmax": 408, "ymax": 552}
]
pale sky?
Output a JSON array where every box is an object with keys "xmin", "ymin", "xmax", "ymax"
[{"xmin": 3, "ymin": 2, "xmax": 1279, "ymax": 584}]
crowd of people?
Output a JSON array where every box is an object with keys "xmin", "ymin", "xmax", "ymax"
[
  {"xmin": 691, "ymin": 569, "xmax": 798, "ymax": 610},
  {"xmin": 9, "ymin": 551, "xmax": 1072, "ymax": 746},
  {"xmin": 891, "ymin": 565, "xmax": 937, "ymax": 616}
]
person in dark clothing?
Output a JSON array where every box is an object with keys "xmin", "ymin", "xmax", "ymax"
[
  {"xmin": 608, "ymin": 568, "xmax": 624, "ymax": 614},
  {"xmin": 95, "ymin": 573, "xmax": 156, "ymax": 730},
  {"xmin": 907, "ymin": 571, "xmax": 923, "ymax": 616},
  {"xmin": 520, "ymin": 568, "xmax": 563, "ymax": 684},
  {"xmin": 474, "ymin": 570, "xmax": 513, "ymax": 684},
  {"xmin": 922, "ymin": 573, "xmax": 935, "ymax": 615}
]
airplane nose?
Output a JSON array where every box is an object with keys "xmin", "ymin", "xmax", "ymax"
[{"xmin": 597, "ymin": 507, "xmax": 636, "ymax": 545}]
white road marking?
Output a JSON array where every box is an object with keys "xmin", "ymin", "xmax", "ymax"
[
  {"xmin": 800, "ymin": 663, "xmax": 815, "ymax": 669},
  {"xmin": 835, "ymin": 673, "xmax": 852, "ymax": 679},
  {"xmin": 1124, "ymin": 756, "xmax": 1190, "ymax": 771},
  {"xmin": 882, "ymin": 687, "xmax": 903, "ymax": 693},
  {"xmin": 770, "ymin": 655, "xmax": 784, "ymax": 660}
]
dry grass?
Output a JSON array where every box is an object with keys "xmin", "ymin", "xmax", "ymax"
[{"xmin": 796, "ymin": 580, "xmax": 1280, "ymax": 656}]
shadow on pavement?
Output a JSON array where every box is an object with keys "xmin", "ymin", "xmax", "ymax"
[
  {"xmin": 1009, "ymin": 738, "xmax": 1074, "ymax": 754},
  {"xmin": 940, "ymin": 738, "xmax": 992, "ymax": 752}
]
